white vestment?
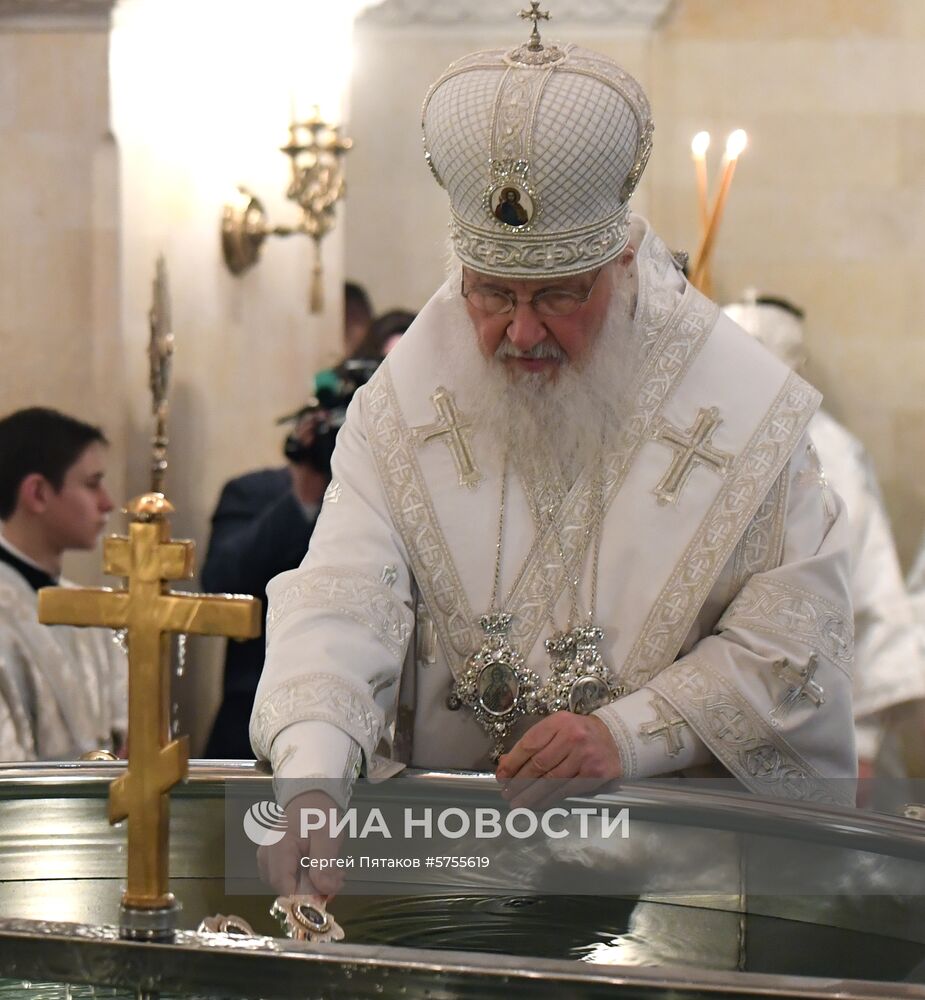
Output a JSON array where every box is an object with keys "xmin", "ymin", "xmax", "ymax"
[
  {"xmin": 0, "ymin": 561, "xmax": 128, "ymax": 760},
  {"xmin": 908, "ymin": 535, "xmax": 925, "ymax": 647},
  {"xmin": 807, "ymin": 410, "xmax": 925, "ymax": 762},
  {"xmin": 252, "ymin": 219, "xmax": 856, "ymax": 807}
]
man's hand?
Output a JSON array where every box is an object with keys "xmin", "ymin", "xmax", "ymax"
[
  {"xmin": 495, "ymin": 712, "xmax": 622, "ymax": 810},
  {"xmin": 256, "ymin": 790, "xmax": 345, "ymax": 898}
]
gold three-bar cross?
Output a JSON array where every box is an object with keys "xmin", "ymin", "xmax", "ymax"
[{"xmin": 39, "ymin": 493, "xmax": 260, "ymax": 912}]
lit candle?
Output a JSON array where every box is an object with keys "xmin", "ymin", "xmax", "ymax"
[
  {"xmin": 691, "ymin": 129, "xmax": 748, "ymax": 289},
  {"xmin": 690, "ymin": 131, "xmax": 711, "ymax": 237}
]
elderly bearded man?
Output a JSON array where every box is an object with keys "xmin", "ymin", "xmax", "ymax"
[{"xmin": 251, "ymin": 17, "xmax": 856, "ymax": 895}]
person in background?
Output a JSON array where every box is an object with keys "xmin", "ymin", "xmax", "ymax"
[
  {"xmin": 354, "ymin": 309, "xmax": 417, "ymax": 360},
  {"xmin": 0, "ymin": 407, "xmax": 127, "ymax": 760},
  {"xmin": 344, "ymin": 281, "xmax": 374, "ymax": 359},
  {"xmin": 201, "ymin": 366, "xmax": 377, "ymax": 757},
  {"xmin": 724, "ymin": 292, "xmax": 925, "ymax": 779}
]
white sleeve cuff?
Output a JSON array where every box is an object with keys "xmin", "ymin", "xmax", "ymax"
[
  {"xmin": 269, "ymin": 720, "xmax": 360, "ymax": 809},
  {"xmin": 594, "ymin": 687, "xmax": 712, "ymax": 780},
  {"xmin": 853, "ymin": 716, "xmax": 882, "ymax": 764}
]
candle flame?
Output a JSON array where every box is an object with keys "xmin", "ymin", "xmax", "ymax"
[
  {"xmin": 691, "ymin": 131, "xmax": 711, "ymax": 158},
  {"xmin": 725, "ymin": 129, "xmax": 748, "ymax": 160}
]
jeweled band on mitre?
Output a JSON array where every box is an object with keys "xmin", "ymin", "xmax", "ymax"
[{"xmin": 450, "ymin": 208, "xmax": 631, "ymax": 281}]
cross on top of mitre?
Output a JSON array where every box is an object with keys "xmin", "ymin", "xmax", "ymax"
[
  {"xmin": 510, "ymin": 3, "xmax": 563, "ymax": 67},
  {"xmin": 520, "ymin": 2, "xmax": 551, "ymax": 50}
]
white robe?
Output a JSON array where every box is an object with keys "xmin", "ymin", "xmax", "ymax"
[
  {"xmin": 0, "ymin": 561, "xmax": 128, "ymax": 760},
  {"xmin": 808, "ymin": 409, "xmax": 925, "ymax": 762},
  {"xmin": 252, "ymin": 218, "xmax": 856, "ymax": 807},
  {"xmin": 908, "ymin": 535, "xmax": 925, "ymax": 649}
]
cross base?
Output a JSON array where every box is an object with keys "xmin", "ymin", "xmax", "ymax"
[{"xmin": 119, "ymin": 898, "xmax": 180, "ymax": 941}]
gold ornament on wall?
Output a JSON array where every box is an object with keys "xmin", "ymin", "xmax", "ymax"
[{"xmin": 221, "ymin": 107, "xmax": 353, "ymax": 313}]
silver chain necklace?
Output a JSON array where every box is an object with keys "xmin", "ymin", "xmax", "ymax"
[
  {"xmin": 448, "ymin": 453, "xmax": 623, "ymax": 761},
  {"xmin": 540, "ymin": 466, "xmax": 625, "ymax": 716},
  {"xmin": 447, "ymin": 457, "xmax": 541, "ymax": 762}
]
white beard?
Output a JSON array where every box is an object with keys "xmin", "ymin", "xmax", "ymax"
[{"xmin": 446, "ymin": 276, "xmax": 643, "ymax": 486}]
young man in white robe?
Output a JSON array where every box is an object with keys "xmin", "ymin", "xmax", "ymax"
[
  {"xmin": 0, "ymin": 407, "xmax": 127, "ymax": 760},
  {"xmin": 251, "ymin": 21, "xmax": 857, "ymax": 895}
]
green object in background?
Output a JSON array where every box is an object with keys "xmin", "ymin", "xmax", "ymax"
[{"xmin": 314, "ymin": 368, "xmax": 341, "ymax": 396}]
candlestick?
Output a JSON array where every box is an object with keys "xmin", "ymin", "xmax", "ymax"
[
  {"xmin": 691, "ymin": 129, "xmax": 747, "ymax": 290},
  {"xmin": 690, "ymin": 131, "xmax": 711, "ymax": 236},
  {"xmin": 690, "ymin": 130, "xmax": 712, "ymax": 294}
]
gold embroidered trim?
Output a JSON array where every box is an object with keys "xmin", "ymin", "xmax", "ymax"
[
  {"xmin": 638, "ymin": 694, "xmax": 691, "ymax": 757},
  {"xmin": 270, "ymin": 749, "xmax": 359, "ymax": 810},
  {"xmin": 728, "ymin": 464, "xmax": 790, "ymax": 600},
  {"xmin": 797, "ymin": 440, "xmax": 838, "ymax": 529},
  {"xmin": 346, "ymin": 741, "xmax": 363, "ymax": 784},
  {"xmin": 365, "ymin": 245, "xmax": 716, "ymax": 679},
  {"xmin": 717, "ymin": 577, "xmax": 854, "ymax": 674},
  {"xmin": 514, "ymin": 444, "xmax": 567, "ymax": 535},
  {"xmin": 452, "ymin": 215, "xmax": 631, "ymax": 275},
  {"xmin": 251, "ymin": 673, "xmax": 382, "ymax": 762},
  {"xmin": 505, "ymin": 472, "xmax": 601, "ymax": 650},
  {"xmin": 366, "ymin": 369, "xmax": 479, "ymax": 668},
  {"xmin": 507, "ymin": 283, "xmax": 720, "ymax": 656},
  {"xmin": 621, "ymin": 373, "xmax": 820, "ymax": 693},
  {"xmin": 266, "ymin": 566, "xmax": 413, "ymax": 662},
  {"xmin": 412, "ymin": 386, "xmax": 482, "ymax": 489},
  {"xmin": 648, "ymin": 655, "xmax": 851, "ymax": 805},
  {"xmin": 492, "ymin": 67, "xmax": 538, "ymax": 165},
  {"xmin": 594, "ymin": 701, "xmax": 639, "ymax": 780},
  {"xmin": 650, "ymin": 405, "xmax": 734, "ymax": 506},
  {"xmin": 635, "ymin": 231, "xmax": 688, "ymax": 355}
]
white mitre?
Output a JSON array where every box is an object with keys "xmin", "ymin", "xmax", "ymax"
[{"xmin": 422, "ymin": 21, "xmax": 653, "ymax": 279}]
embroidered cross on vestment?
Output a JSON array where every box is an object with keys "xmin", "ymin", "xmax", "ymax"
[
  {"xmin": 769, "ymin": 654, "xmax": 824, "ymax": 726},
  {"xmin": 652, "ymin": 406, "xmax": 733, "ymax": 505},
  {"xmin": 639, "ymin": 698, "xmax": 689, "ymax": 757},
  {"xmin": 413, "ymin": 386, "xmax": 481, "ymax": 488}
]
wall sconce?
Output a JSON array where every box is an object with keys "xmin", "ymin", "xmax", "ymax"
[{"xmin": 221, "ymin": 108, "xmax": 353, "ymax": 313}]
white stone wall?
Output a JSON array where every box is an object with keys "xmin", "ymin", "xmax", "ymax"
[
  {"xmin": 1, "ymin": 0, "xmax": 348, "ymax": 750},
  {"xmin": 108, "ymin": 0, "xmax": 346, "ymax": 749},
  {"xmin": 0, "ymin": 26, "xmax": 123, "ymax": 586},
  {"xmin": 646, "ymin": 0, "xmax": 925, "ymax": 565}
]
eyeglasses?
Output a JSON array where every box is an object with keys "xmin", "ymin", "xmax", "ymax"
[{"xmin": 461, "ymin": 268, "xmax": 604, "ymax": 317}]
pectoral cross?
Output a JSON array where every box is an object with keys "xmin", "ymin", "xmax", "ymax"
[
  {"xmin": 769, "ymin": 654, "xmax": 824, "ymax": 726},
  {"xmin": 519, "ymin": 2, "xmax": 550, "ymax": 50},
  {"xmin": 413, "ymin": 386, "xmax": 481, "ymax": 488},
  {"xmin": 639, "ymin": 698, "xmax": 688, "ymax": 757},
  {"xmin": 39, "ymin": 493, "xmax": 260, "ymax": 913},
  {"xmin": 652, "ymin": 406, "xmax": 733, "ymax": 505}
]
